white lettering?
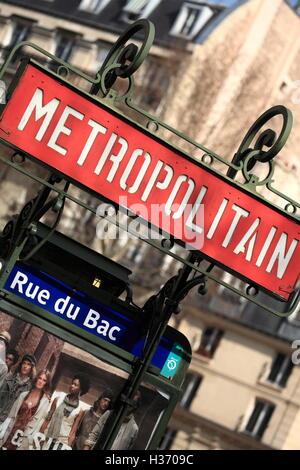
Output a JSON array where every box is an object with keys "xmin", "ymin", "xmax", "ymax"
[
  {"xmin": 25, "ymin": 282, "xmax": 39, "ymax": 299},
  {"xmin": 186, "ymin": 186, "xmax": 207, "ymax": 233},
  {"xmin": 66, "ymin": 304, "xmax": 80, "ymax": 320},
  {"xmin": 31, "ymin": 432, "xmax": 46, "ymax": 451},
  {"xmin": 83, "ymin": 309, "xmax": 99, "ymax": 329},
  {"xmin": 83, "ymin": 309, "xmax": 120, "ymax": 341},
  {"xmin": 17, "ymin": 88, "xmax": 60, "ymax": 141},
  {"xmin": 41, "ymin": 437, "xmax": 54, "ymax": 450},
  {"xmin": 77, "ymin": 119, "xmax": 107, "ymax": 166},
  {"xmin": 11, "ymin": 429, "xmax": 23, "ymax": 447},
  {"xmin": 207, "ymin": 198, "xmax": 228, "ymax": 240},
  {"xmin": 94, "ymin": 134, "xmax": 128, "ymax": 180},
  {"xmin": 120, "ymin": 149, "xmax": 151, "ymax": 192},
  {"xmin": 256, "ymin": 226, "xmax": 277, "ymax": 267},
  {"xmin": 233, "ymin": 218, "xmax": 261, "ymax": 261},
  {"xmin": 106, "ymin": 137, "xmax": 128, "ymax": 182},
  {"xmin": 96, "ymin": 133, "xmax": 117, "ymax": 173},
  {"xmin": 165, "ymin": 175, "xmax": 195, "ymax": 219},
  {"xmin": 141, "ymin": 161, "xmax": 174, "ymax": 202},
  {"xmin": 172, "ymin": 178, "xmax": 195, "ymax": 219},
  {"xmin": 37, "ymin": 289, "xmax": 50, "ymax": 305},
  {"xmin": 97, "ymin": 320, "xmax": 110, "ymax": 336},
  {"xmin": 10, "ymin": 271, "xmax": 28, "ymax": 293},
  {"xmin": 266, "ymin": 233, "xmax": 299, "ymax": 279},
  {"xmin": 54, "ymin": 296, "xmax": 70, "ymax": 314},
  {"xmin": 48, "ymin": 106, "xmax": 84, "ymax": 155},
  {"xmin": 222, "ymin": 204, "xmax": 249, "ymax": 248},
  {"xmin": 96, "ymin": 203, "xmax": 119, "ymax": 240},
  {"xmin": 108, "ymin": 326, "xmax": 121, "ymax": 341},
  {"xmin": 128, "ymin": 152, "xmax": 152, "ymax": 194},
  {"xmin": 145, "ymin": 202, "xmax": 171, "ymax": 240}
]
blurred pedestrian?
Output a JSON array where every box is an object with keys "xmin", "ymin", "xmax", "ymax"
[
  {"xmin": 83, "ymin": 391, "xmax": 141, "ymax": 450},
  {"xmin": 73, "ymin": 388, "xmax": 114, "ymax": 450}
]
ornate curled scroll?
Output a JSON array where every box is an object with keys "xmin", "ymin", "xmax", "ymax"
[
  {"xmin": 0, "ymin": 174, "xmax": 69, "ymax": 266},
  {"xmin": 228, "ymin": 105, "xmax": 293, "ymax": 181},
  {"xmin": 91, "ymin": 19, "xmax": 155, "ymax": 95}
]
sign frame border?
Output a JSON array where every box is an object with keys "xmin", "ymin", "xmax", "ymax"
[{"xmin": 0, "ymin": 58, "xmax": 299, "ymax": 304}]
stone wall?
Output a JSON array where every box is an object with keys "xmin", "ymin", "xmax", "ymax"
[
  {"xmin": 162, "ymin": 0, "xmax": 300, "ymax": 207},
  {"xmin": 0, "ymin": 311, "xmax": 64, "ymax": 374}
]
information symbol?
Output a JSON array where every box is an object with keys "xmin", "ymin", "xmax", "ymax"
[{"xmin": 167, "ymin": 358, "xmax": 177, "ymax": 371}]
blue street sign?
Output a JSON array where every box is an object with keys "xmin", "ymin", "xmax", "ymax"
[{"xmin": 4, "ymin": 263, "xmax": 183, "ymax": 377}]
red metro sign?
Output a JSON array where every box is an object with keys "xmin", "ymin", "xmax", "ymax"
[{"xmin": 0, "ymin": 61, "xmax": 299, "ymax": 301}]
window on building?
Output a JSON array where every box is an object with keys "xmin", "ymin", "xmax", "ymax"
[
  {"xmin": 244, "ymin": 399, "xmax": 275, "ymax": 440},
  {"xmin": 78, "ymin": 0, "xmax": 110, "ymax": 14},
  {"xmin": 54, "ymin": 30, "xmax": 77, "ymax": 62},
  {"xmin": 180, "ymin": 372, "xmax": 202, "ymax": 409},
  {"xmin": 170, "ymin": 2, "xmax": 217, "ymax": 40},
  {"xmin": 121, "ymin": 0, "xmax": 161, "ymax": 23},
  {"xmin": 9, "ymin": 21, "xmax": 31, "ymax": 47},
  {"xmin": 196, "ymin": 327, "xmax": 223, "ymax": 358},
  {"xmin": 267, "ymin": 353, "xmax": 294, "ymax": 388},
  {"xmin": 6, "ymin": 16, "xmax": 34, "ymax": 63}
]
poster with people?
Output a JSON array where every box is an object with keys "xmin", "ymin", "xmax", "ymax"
[{"xmin": 0, "ymin": 311, "xmax": 169, "ymax": 450}]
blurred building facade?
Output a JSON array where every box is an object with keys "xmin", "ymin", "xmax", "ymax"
[{"xmin": 0, "ymin": 0, "xmax": 300, "ymax": 450}]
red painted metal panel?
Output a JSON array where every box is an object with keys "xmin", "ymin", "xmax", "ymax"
[{"xmin": 0, "ymin": 63, "xmax": 299, "ymax": 300}]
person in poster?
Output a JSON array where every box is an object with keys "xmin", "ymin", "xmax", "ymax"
[
  {"xmin": 83, "ymin": 391, "xmax": 141, "ymax": 450},
  {"xmin": 0, "ymin": 313, "xmax": 173, "ymax": 451},
  {"xmin": 4, "ymin": 349, "xmax": 19, "ymax": 375},
  {"xmin": 0, "ymin": 354, "xmax": 36, "ymax": 423},
  {"xmin": 40, "ymin": 374, "xmax": 90, "ymax": 448},
  {"xmin": 0, "ymin": 347, "xmax": 19, "ymax": 391},
  {"xmin": 0, "ymin": 369, "xmax": 51, "ymax": 450},
  {"xmin": 0, "ymin": 331, "xmax": 11, "ymax": 383},
  {"xmin": 72, "ymin": 388, "xmax": 114, "ymax": 450}
]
